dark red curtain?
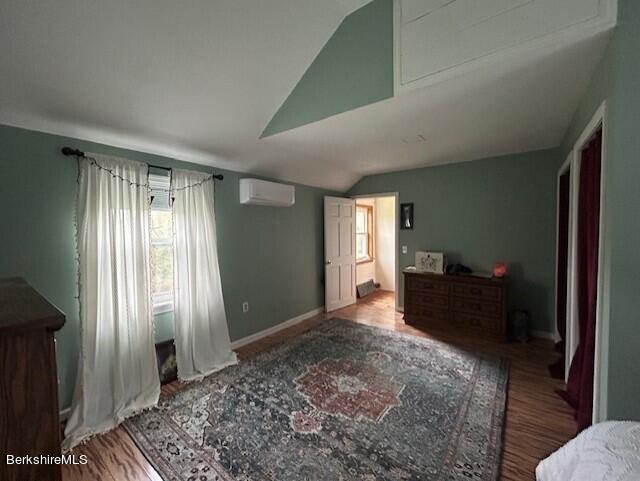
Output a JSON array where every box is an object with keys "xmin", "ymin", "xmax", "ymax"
[
  {"xmin": 549, "ymin": 170, "xmax": 571, "ymax": 379},
  {"xmin": 562, "ymin": 128, "xmax": 602, "ymax": 432}
]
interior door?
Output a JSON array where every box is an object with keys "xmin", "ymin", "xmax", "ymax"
[{"xmin": 324, "ymin": 196, "xmax": 356, "ymax": 312}]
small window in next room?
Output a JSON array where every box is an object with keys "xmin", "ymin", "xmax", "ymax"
[
  {"xmin": 149, "ymin": 171, "xmax": 174, "ymax": 315},
  {"xmin": 356, "ymin": 204, "xmax": 373, "ymax": 263}
]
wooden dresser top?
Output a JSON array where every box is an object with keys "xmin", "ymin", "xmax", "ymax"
[
  {"xmin": 403, "ymin": 269, "xmax": 508, "ymax": 286},
  {"xmin": 0, "ymin": 277, "xmax": 65, "ymax": 332}
]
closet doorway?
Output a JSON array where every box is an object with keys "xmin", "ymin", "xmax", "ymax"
[{"xmin": 557, "ymin": 101, "xmax": 608, "ymax": 429}]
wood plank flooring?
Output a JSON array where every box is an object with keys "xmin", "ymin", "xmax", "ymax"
[{"xmin": 62, "ymin": 290, "xmax": 575, "ymax": 481}]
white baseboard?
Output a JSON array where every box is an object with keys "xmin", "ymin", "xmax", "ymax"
[
  {"xmin": 230, "ymin": 306, "xmax": 325, "ymax": 350},
  {"xmin": 529, "ymin": 329, "xmax": 558, "ymax": 341}
]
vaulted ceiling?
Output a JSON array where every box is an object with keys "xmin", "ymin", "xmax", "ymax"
[
  {"xmin": 0, "ymin": 0, "xmax": 612, "ymax": 191},
  {"xmin": 0, "ymin": 0, "xmax": 370, "ymax": 182}
]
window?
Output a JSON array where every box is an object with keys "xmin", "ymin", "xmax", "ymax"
[
  {"xmin": 356, "ymin": 204, "xmax": 373, "ymax": 263},
  {"xmin": 149, "ymin": 171, "xmax": 174, "ymax": 314}
]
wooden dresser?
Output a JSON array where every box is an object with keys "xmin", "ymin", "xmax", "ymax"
[
  {"xmin": 0, "ymin": 278, "xmax": 65, "ymax": 481},
  {"xmin": 403, "ymin": 270, "xmax": 508, "ymax": 340}
]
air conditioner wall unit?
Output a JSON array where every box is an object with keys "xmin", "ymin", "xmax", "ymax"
[{"xmin": 239, "ymin": 178, "xmax": 295, "ymax": 207}]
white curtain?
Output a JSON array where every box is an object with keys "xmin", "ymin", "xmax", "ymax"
[
  {"xmin": 63, "ymin": 154, "xmax": 160, "ymax": 450},
  {"xmin": 172, "ymin": 168, "xmax": 237, "ymax": 381}
]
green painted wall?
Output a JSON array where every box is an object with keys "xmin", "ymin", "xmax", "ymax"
[
  {"xmin": 558, "ymin": 0, "xmax": 640, "ymax": 421},
  {"xmin": 154, "ymin": 311, "xmax": 175, "ymax": 343},
  {"xmin": 349, "ymin": 149, "xmax": 559, "ymax": 334},
  {"xmin": 261, "ymin": 0, "xmax": 393, "ymax": 137},
  {"xmin": 0, "ymin": 125, "xmax": 335, "ymax": 410}
]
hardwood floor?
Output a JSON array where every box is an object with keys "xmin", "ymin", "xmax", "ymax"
[{"xmin": 62, "ymin": 290, "xmax": 575, "ymax": 481}]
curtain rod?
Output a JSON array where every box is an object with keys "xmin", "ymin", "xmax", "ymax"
[{"xmin": 60, "ymin": 146, "xmax": 224, "ymax": 181}]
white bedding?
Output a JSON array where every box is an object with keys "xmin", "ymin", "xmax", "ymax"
[{"xmin": 536, "ymin": 421, "xmax": 640, "ymax": 481}]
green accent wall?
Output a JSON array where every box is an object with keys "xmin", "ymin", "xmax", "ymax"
[
  {"xmin": 0, "ymin": 125, "xmax": 335, "ymax": 410},
  {"xmin": 349, "ymin": 149, "xmax": 560, "ymax": 334},
  {"xmin": 261, "ymin": 0, "xmax": 393, "ymax": 137},
  {"xmin": 558, "ymin": 0, "xmax": 640, "ymax": 421}
]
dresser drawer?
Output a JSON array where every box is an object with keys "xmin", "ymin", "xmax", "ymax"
[
  {"xmin": 405, "ymin": 292, "xmax": 448, "ymax": 309},
  {"xmin": 406, "ymin": 276, "xmax": 449, "ymax": 295},
  {"xmin": 451, "ymin": 311, "xmax": 501, "ymax": 333},
  {"xmin": 451, "ymin": 297, "xmax": 502, "ymax": 318},
  {"xmin": 450, "ymin": 282, "xmax": 502, "ymax": 301},
  {"xmin": 404, "ymin": 304, "xmax": 449, "ymax": 323}
]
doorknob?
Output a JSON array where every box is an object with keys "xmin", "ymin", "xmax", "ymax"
[{"xmin": 325, "ymin": 261, "xmax": 332, "ymax": 265}]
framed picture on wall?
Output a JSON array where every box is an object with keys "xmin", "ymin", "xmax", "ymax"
[{"xmin": 400, "ymin": 203, "xmax": 414, "ymax": 230}]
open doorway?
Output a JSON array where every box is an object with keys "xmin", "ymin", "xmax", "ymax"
[{"xmin": 352, "ymin": 194, "xmax": 399, "ymax": 311}]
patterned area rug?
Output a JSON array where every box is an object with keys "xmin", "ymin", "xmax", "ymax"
[{"xmin": 125, "ymin": 319, "xmax": 509, "ymax": 481}]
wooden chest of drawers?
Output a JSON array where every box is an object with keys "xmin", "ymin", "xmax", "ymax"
[
  {"xmin": 403, "ymin": 271, "xmax": 508, "ymax": 340},
  {"xmin": 0, "ymin": 278, "xmax": 65, "ymax": 481}
]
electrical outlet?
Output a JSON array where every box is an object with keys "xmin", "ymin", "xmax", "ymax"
[
  {"xmin": 242, "ymin": 302, "xmax": 249, "ymax": 313},
  {"xmin": 402, "ymin": 245, "xmax": 408, "ymax": 254}
]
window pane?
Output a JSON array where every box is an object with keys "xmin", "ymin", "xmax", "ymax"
[
  {"xmin": 356, "ymin": 233, "xmax": 368, "ymax": 259},
  {"xmin": 151, "ymin": 210, "xmax": 173, "ymax": 241},
  {"xmin": 149, "ymin": 172, "xmax": 171, "ymax": 210},
  {"xmin": 356, "ymin": 210, "xmax": 366, "ymax": 234},
  {"xmin": 151, "ymin": 244, "xmax": 173, "ymax": 296}
]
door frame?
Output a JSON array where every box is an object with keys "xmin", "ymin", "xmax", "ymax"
[
  {"xmin": 556, "ymin": 153, "xmax": 572, "ymax": 356},
  {"xmin": 563, "ymin": 100, "xmax": 609, "ymax": 423},
  {"xmin": 351, "ymin": 192, "xmax": 400, "ymax": 312}
]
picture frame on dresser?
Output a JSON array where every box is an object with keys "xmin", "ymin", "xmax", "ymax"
[{"xmin": 415, "ymin": 251, "xmax": 445, "ymax": 274}]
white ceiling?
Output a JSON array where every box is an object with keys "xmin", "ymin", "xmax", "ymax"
[
  {"xmin": 264, "ymin": 32, "xmax": 611, "ymax": 190},
  {"xmin": 0, "ymin": 0, "xmax": 368, "ymax": 175},
  {"xmin": 0, "ymin": 0, "xmax": 609, "ymax": 192}
]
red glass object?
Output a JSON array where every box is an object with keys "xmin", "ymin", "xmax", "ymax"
[{"xmin": 493, "ymin": 262, "xmax": 507, "ymax": 278}]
